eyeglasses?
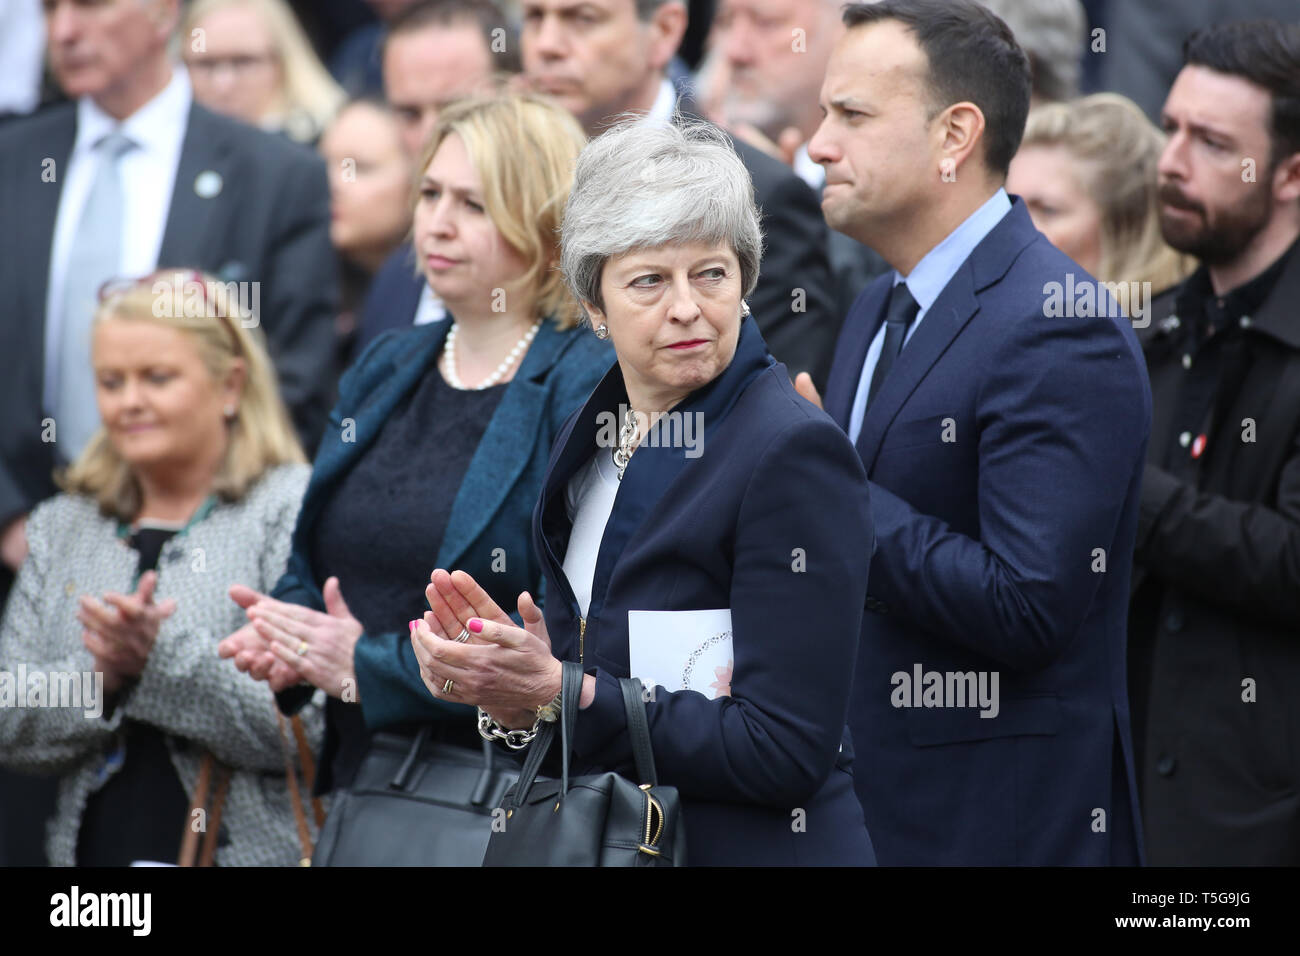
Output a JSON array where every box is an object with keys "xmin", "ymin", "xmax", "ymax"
[
  {"xmin": 96, "ymin": 270, "xmax": 245, "ymax": 357},
  {"xmin": 185, "ymin": 53, "xmax": 277, "ymax": 79}
]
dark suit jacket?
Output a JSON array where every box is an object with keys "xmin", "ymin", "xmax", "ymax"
[
  {"xmin": 353, "ymin": 242, "xmax": 425, "ymax": 361},
  {"xmin": 273, "ymin": 319, "xmax": 612, "ymax": 775},
  {"xmin": 728, "ymin": 137, "xmax": 840, "ymax": 386},
  {"xmin": 533, "ymin": 315, "xmax": 876, "ymax": 865},
  {"xmin": 0, "ymin": 99, "xmax": 338, "ymax": 530},
  {"xmin": 824, "ymin": 199, "xmax": 1151, "ymax": 865}
]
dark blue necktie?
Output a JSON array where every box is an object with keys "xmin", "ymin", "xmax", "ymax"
[{"xmin": 867, "ymin": 282, "xmax": 920, "ymax": 404}]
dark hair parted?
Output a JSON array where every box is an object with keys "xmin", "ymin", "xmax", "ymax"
[
  {"xmin": 842, "ymin": 0, "xmax": 1031, "ymax": 178},
  {"xmin": 1183, "ymin": 19, "xmax": 1300, "ymax": 169},
  {"xmin": 384, "ymin": 0, "xmax": 519, "ymax": 73}
]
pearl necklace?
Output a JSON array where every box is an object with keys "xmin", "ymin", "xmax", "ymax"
[{"xmin": 443, "ymin": 318, "xmax": 542, "ymax": 390}]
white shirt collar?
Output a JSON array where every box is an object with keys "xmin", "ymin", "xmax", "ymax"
[
  {"xmin": 896, "ymin": 188, "xmax": 1013, "ymax": 313},
  {"xmin": 74, "ymin": 65, "xmax": 192, "ymax": 154},
  {"xmin": 793, "ymin": 144, "xmax": 824, "ymax": 189},
  {"xmin": 645, "ymin": 77, "xmax": 677, "ymax": 127}
]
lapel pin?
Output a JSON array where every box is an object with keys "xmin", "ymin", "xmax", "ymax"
[{"xmin": 194, "ymin": 170, "xmax": 222, "ymax": 199}]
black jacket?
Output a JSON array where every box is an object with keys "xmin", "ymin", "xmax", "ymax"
[{"xmin": 1129, "ymin": 246, "xmax": 1300, "ymax": 865}]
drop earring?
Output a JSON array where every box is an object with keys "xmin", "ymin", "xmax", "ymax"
[{"xmin": 740, "ymin": 300, "xmax": 751, "ymax": 317}]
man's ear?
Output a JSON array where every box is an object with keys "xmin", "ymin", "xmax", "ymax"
[
  {"xmin": 1273, "ymin": 149, "xmax": 1300, "ymax": 205},
  {"xmin": 933, "ymin": 100, "xmax": 987, "ymax": 183},
  {"xmin": 153, "ymin": 0, "xmax": 182, "ymax": 39},
  {"xmin": 646, "ymin": 1, "xmax": 688, "ymax": 74}
]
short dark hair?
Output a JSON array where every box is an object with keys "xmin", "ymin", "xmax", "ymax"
[
  {"xmin": 1183, "ymin": 20, "xmax": 1300, "ymax": 169},
  {"xmin": 383, "ymin": 0, "xmax": 520, "ymax": 73},
  {"xmin": 842, "ymin": 0, "xmax": 1031, "ymax": 178}
]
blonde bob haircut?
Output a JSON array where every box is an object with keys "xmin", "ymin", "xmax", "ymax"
[
  {"xmin": 1021, "ymin": 93, "xmax": 1194, "ymax": 294},
  {"xmin": 59, "ymin": 271, "xmax": 306, "ymax": 522},
  {"xmin": 416, "ymin": 93, "xmax": 588, "ymax": 330},
  {"xmin": 182, "ymin": 0, "xmax": 346, "ymax": 144}
]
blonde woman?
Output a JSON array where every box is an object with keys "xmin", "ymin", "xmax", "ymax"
[
  {"xmin": 217, "ymin": 95, "xmax": 612, "ymax": 864},
  {"xmin": 183, "ymin": 0, "xmax": 345, "ymax": 145},
  {"xmin": 0, "ymin": 272, "xmax": 317, "ymax": 866},
  {"xmin": 1008, "ymin": 92, "xmax": 1194, "ymax": 298}
]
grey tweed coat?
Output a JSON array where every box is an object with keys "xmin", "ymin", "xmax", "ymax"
[{"xmin": 0, "ymin": 464, "xmax": 323, "ymax": 866}]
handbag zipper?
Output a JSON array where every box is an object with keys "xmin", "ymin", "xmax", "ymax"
[{"xmin": 638, "ymin": 783, "xmax": 664, "ymax": 856}]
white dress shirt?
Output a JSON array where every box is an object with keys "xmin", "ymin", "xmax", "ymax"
[
  {"xmin": 645, "ymin": 77, "xmax": 678, "ymax": 127},
  {"xmin": 793, "ymin": 144, "xmax": 824, "ymax": 190},
  {"xmin": 44, "ymin": 67, "xmax": 191, "ymax": 411},
  {"xmin": 562, "ymin": 450, "xmax": 623, "ymax": 617},
  {"xmin": 847, "ymin": 188, "xmax": 1013, "ymax": 443}
]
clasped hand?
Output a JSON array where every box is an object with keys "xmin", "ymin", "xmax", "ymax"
[
  {"xmin": 78, "ymin": 570, "xmax": 176, "ymax": 695},
  {"xmin": 410, "ymin": 569, "xmax": 561, "ymax": 730}
]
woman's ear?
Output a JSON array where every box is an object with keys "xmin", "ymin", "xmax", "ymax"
[
  {"xmin": 222, "ymin": 358, "xmax": 247, "ymax": 411},
  {"xmin": 582, "ymin": 300, "xmax": 606, "ymax": 327}
]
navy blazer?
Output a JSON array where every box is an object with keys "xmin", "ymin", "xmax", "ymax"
[
  {"xmin": 274, "ymin": 319, "xmax": 613, "ymax": 735},
  {"xmin": 352, "ymin": 242, "xmax": 426, "ymax": 362},
  {"xmin": 533, "ymin": 316, "xmax": 876, "ymax": 866},
  {"xmin": 824, "ymin": 199, "xmax": 1151, "ymax": 865}
]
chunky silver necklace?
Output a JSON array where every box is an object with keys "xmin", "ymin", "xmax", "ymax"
[
  {"xmin": 443, "ymin": 318, "xmax": 542, "ymax": 390},
  {"xmin": 612, "ymin": 407, "xmax": 640, "ymax": 480}
]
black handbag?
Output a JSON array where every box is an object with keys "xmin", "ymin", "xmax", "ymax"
[
  {"xmin": 482, "ymin": 661, "xmax": 686, "ymax": 866},
  {"xmin": 311, "ymin": 725, "xmax": 518, "ymax": 866}
]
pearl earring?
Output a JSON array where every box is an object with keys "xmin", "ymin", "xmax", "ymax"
[
  {"xmin": 224, "ymin": 404, "xmax": 237, "ymax": 419},
  {"xmin": 594, "ymin": 324, "xmax": 609, "ymax": 340}
]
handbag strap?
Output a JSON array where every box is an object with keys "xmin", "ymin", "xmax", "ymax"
[
  {"xmin": 178, "ymin": 751, "xmax": 231, "ymax": 867},
  {"xmin": 274, "ymin": 707, "xmax": 316, "ymax": 865},
  {"xmin": 289, "ymin": 714, "xmax": 326, "ymax": 828},
  {"xmin": 619, "ymin": 678, "xmax": 657, "ymax": 786},
  {"xmin": 509, "ymin": 660, "xmax": 583, "ymax": 809}
]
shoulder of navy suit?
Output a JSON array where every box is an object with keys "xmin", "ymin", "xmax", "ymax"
[{"xmin": 185, "ymin": 100, "xmax": 326, "ymax": 170}]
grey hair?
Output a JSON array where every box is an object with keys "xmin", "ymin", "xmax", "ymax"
[
  {"xmin": 978, "ymin": 0, "xmax": 1085, "ymax": 102},
  {"xmin": 560, "ymin": 115, "xmax": 763, "ymax": 316}
]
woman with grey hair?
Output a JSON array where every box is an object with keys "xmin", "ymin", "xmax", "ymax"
[{"xmin": 409, "ymin": 118, "xmax": 877, "ymax": 865}]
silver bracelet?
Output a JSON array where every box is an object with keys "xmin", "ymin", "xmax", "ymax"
[{"xmin": 476, "ymin": 707, "xmax": 542, "ymax": 750}]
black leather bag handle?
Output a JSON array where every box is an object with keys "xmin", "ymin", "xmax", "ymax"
[
  {"xmin": 619, "ymin": 678, "xmax": 658, "ymax": 787},
  {"xmin": 507, "ymin": 660, "xmax": 584, "ymax": 810}
]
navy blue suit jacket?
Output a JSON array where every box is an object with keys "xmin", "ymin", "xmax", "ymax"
[
  {"xmin": 274, "ymin": 319, "xmax": 612, "ymax": 739},
  {"xmin": 352, "ymin": 242, "xmax": 426, "ymax": 362},
  {"xmin": 824, "ymin": 199, "xmax": 1151, "ymax": 865},
  {"xmin": 533, "ymin": 316, "xmax": 876, "ymax": 865}
]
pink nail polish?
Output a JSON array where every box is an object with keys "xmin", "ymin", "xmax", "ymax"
[
  {"xmin": 408, "ymin": 619, "xmax": 419, "ymax": 633},
  {"xmin": 468, "ymin": 618, "xmax": 483, "ymax": 633}
]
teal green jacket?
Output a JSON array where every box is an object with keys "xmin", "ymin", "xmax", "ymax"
[{"xmin": 273, "ymin": 318, "xmax": 612, "ymax": 729}]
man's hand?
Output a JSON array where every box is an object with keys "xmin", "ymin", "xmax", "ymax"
[{"xmin": 794, "ymin": 372, "xmax": 824, "ymax": 409}]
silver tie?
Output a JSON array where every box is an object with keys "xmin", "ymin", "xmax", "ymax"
[{"xmin": 53, "ymin": 129, "xmax": 135, "ymax": 460}]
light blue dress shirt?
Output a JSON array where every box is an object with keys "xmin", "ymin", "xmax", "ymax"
[{"xmin": 847, "ymin": 188, "xmax": 1013, "ymax": 443}]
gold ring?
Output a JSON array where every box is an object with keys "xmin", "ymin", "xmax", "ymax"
[
  {"xmin": 296, "ymin": 641, "xmax": 308, "ymax": 657},
  {"xmin": 442, "ymin": 678, "xmax": 455, "ymax": 695},
  {"xmin": 454, "ymin": 627, "xmax": 471, "ymax": 643}
]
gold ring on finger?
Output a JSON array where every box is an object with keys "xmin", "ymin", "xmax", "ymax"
[
  {"xmin": 296, "ymin": 640, "xmax": 308, "ymax": 657},
  {"xmin": 442, "ymin": 678, "xmax": 455, "ymax": 695}
]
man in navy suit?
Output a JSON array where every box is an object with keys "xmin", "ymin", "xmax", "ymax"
[{"xmin": 797, "ymin": 0, "xmax": 1151, "ymax": 865}]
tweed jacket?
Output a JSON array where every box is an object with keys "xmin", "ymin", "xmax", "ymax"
[{"xmin": 0, "ymin": 464, "xmax": 320, "ymax": 866}]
